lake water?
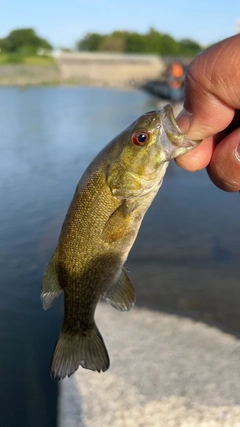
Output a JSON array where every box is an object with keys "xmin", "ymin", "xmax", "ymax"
[{"xmin": 1, "ymin": 86, "xmax": 240, "ymax": 426}]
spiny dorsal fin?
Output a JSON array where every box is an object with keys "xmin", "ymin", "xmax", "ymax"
[
  {"xmin": 41, "ymin": 246, "xmax": 62, "ymax": 311},
  {"xmin": 103, "ymin": 267, "xmax": 135, "ymax": 311}
]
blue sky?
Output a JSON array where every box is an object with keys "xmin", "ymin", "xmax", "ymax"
[{"xmin": 1, "ymin": 0, "xmax": 239, "ymax": 49}]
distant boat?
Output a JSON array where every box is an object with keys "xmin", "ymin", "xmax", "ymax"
[{"xmin": 142, "ymin": 80, "xmax": 184, "ymax": 101}]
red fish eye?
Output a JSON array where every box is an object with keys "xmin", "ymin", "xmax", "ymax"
[{"xmin": 131, "ymin": 130, "xmax": 149, "ymax": 146}]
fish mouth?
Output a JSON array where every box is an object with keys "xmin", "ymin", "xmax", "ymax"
[{"xmin": 159, "ymin": 104, "xmax": 201, "ymax": 160}]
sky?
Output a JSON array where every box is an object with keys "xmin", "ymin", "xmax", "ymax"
[{"xmin": 0, "ymin": 0, "xmax": 240, "ymax": 49}]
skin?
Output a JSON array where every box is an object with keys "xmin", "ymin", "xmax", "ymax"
[{"xmin": 175, "ymin": 34, "xmax": 240, "ymax": 192}]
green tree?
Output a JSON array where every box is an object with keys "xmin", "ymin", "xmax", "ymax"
[
  {"xmin": 75, "ymin": 30, "xmax": 202, "ymax": 57},
  {"xmin": 76, "ymin": 33, "xmax": 105, "ymax": 51},
  {"xmin": 125, "ymin": 29, "xmax": 179, "ymax": 55},
  {"xmin": 125, "ymin": 32, "xmax": 145, "ymax": 53},
  {"xmin": 0, "ymin": 28, "xmax": 52, "ymax": 54},
  {"xmin": 143, "ymin": 28, "xmax": 162, "ymax": 54},
  {"xmin": 159, "ymin": 34, "xmax": 179, "ymax": 55},
  {"xmin": 143, "ymin": 29, "xmax": 179, "ymax": 55},
  {"xmin": 178, "ymin": 38, "xmax": 201, "ymax": 56}
]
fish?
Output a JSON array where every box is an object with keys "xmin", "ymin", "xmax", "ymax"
[{"xmin": 41, "ymin": 104, "xmax": 200, "ymax": 380}]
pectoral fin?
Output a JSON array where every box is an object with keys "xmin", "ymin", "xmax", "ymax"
[
  {"xmin": 103, "ymin": 267, "xmax": 135, "ymax": 311},
  {"xmin": 41, "ymin": 246, "xmax": 62, "ymax": 311},
  {"xmin": 102, "ymin": 200, "xmax": 139, "ymax": 243}
]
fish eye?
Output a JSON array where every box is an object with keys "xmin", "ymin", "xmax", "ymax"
[{"xmin": 131, "ymin": 130, "xmax": 149, "ymax": 146}]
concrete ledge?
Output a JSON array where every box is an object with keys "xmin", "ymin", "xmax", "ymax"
[
  {"xmin": 58, "ymin": 303, "xmax": 240, "ymax": 426},
  {"xmin": 55, "ymin": 52, "xmax": 163, "ymax": 63}
]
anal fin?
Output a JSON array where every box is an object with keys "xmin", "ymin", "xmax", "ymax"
[
  {"xmin": 41, "ymin": 246, "xmax": 62, "ymax": 311},
  {"xmin": 103, "ymin": 267, "xmax": 135, "ymax": 311}
]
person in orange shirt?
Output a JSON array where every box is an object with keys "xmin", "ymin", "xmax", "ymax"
[{"xmin": 167, "ymin": 60, "xmax": 184, "ymax": 102}]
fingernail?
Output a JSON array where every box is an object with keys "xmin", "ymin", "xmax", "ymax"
[
  {"xmin": 176, "ymin": 108, "xmax": 193, "ymax": 134},
  {"xmin": 235, "ymin": 142, "xmax": 240, "ymax": 162}
]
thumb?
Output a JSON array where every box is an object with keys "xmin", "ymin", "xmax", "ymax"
[{"xmin": 177, "ymin": 35, "xmax": 240, "ymax": 140}]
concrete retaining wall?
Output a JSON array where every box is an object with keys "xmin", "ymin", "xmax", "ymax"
[{"xmin": 55, "ymin": 52, "xmax": 166, "ymax": 87}]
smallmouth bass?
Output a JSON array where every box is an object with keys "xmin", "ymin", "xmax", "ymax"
[{"xmin": 41, "ymin": 105, "xmax": 200, "ymax": 379}]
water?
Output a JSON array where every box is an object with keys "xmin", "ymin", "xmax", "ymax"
[{"xmin": 1, "ymin": 86, "xmax": 240, "ymax": 426}]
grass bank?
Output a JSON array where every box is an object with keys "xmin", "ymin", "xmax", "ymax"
[{"xmin": 0, "ymin": 53, "xmax": 55, "ymax": 66}]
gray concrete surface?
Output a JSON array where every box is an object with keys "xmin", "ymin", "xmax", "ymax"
[{"xmin": 58, "ymin": 302, "xmax": 240, "ymax": 426}]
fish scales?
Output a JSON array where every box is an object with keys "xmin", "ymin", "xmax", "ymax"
[
  {"xmin": 59, "ymin": 172, "xmax": 122, "ymax": 330},
  {"xmin": 41, "ymin": 104, "xmax": 200, "ymax": 379}
]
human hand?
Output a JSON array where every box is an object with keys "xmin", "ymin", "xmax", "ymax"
[{"xmin": 176, "ymin": 34, "xmax": 240, "ymax": 192}]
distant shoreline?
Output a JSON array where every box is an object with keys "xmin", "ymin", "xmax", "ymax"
[{"xmin": 0, "ymin": 53, "xmax": 193, "ymax": 88}]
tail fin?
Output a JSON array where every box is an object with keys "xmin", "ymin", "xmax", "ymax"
[{"xmin": 51, "ymin": 323, "xmax": 109, "ymax": 379}]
